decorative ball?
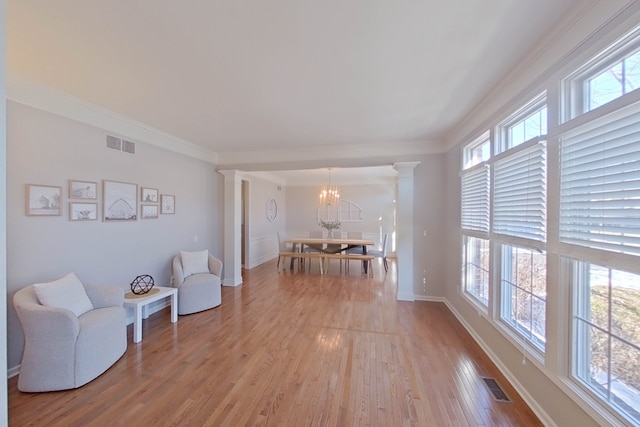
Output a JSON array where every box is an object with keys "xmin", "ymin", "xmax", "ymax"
[{"xmin": 130, "ymin": 275, "xmax": 155, "ymax": 295}]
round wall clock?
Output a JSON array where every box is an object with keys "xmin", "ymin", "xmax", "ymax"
[{"xmin": 266, "ymin": 198, "xmax": 278, "ymax": 222}]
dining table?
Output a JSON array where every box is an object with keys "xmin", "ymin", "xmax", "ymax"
[{"xmin": 285, "ymin": 237, "xmax": 375, "ymax": 274}]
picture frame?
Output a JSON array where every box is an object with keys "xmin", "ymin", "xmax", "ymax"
[
  {"xmin": 141, "ymin": 187, "xmax": 159, "ymax": 203},
  {"xmin": 160, "ymin": 194, "xmax": 175, "ymax": 214},
  {"xmin": 26, "ymin": 184, "xmax": 62, "ymax": 216},
  {"xmin": 69, "ymin": 202, "xmax": 98, "ymax": 221},
  {"xmin": 69, "ymin": 180, "xmax": 98, "ymax": 200},
  {"xmin": 103, "ymin": 180, "xmax": 137, "ymax": 221},
  {"xmin": 141, "ymin": 204, "xmax": 159, "ymax": 219}
]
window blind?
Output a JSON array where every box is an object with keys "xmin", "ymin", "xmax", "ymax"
[
  {"xmin": 493, "ymin": 142, "xmax": 547, "ymax": 241},
  {"xmin": 559, "ymin": 108, "xmax": 640, "ymax": 256},
  {"xmin": 461, "ymin": 165, "xmax": 490, "ymax": 233}
]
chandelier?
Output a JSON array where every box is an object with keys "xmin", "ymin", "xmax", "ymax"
[{"xmin": 318, "ymin": 168, "xmax": 340, "ymax": 206}]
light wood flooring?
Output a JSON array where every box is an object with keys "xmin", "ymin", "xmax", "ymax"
[{"xmin": 9, "ymin": 258, "xmax": 542, "ymax": 426}]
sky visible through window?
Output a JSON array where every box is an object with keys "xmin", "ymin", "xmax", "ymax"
[{"xmin": 588, "ymin": 50, "xmax": 640, "ymax": 110}]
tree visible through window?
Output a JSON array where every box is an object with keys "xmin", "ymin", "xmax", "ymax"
[
  {"xmin": 574, "ymin": 264, "xmax": 640, "ymax": 424},
  {"xmin": 588, "ymin": 50, "xmax": 640, "ymax": 110},
  {"xmin": 500, "ymin": 246, "xmax": 546, "ymax": 350},
  {"xmin": 463, "ymin": 236, "xmax": 490, "ymax": 305}
]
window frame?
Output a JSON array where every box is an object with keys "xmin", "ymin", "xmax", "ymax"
[
  {"xmin": 499, "ymin": 244, "xmax": 547, "ymax": 354},
  {"xmin": 570, "ymin": 261, "xmax": 640, "ymax": 426},
  {"xmin": 462, "ymin": 235, "xmax": 491, "ymax": 308},
  {"xmin": 562, "ymin": 24, "xmax": 640, "ymax": 122},
  {"xmin": 462, "ymin": 131, "xmax": 491, "ymax": 170},
  {"xmin": 496, "ymin": 92, "xmax": 547, "ymax": 155}
]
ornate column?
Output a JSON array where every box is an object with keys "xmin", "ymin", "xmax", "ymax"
[
  {"xmin": 219, "ymin": 170, "xmax": 244, "ymax": 286},
  {"xmin": 394, "ymin": 162, "xmax": 420, "ymax": 301}
]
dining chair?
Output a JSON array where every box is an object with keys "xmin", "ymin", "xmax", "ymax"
[
  {"xmin": 368, "ymin": 233, "xmax": 389, "ymax": 272},
  {"xmin": 305, "ymin": 231, "xmax": 324, "ymax": 252},
  {"xmin": 277, "ymin": 232, "xmax": 297, "ymax": 269},
  {"xmin": 346, "ymin": 231, "xmax": 365, "ymax": 255}
]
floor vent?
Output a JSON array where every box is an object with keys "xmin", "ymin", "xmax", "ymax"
[{"xmin": 481, "ymin": 377, "xmax": 511, "ymax": 403}]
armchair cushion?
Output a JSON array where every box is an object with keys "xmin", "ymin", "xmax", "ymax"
[
  {"xmin": 180, "ymin": 250, "xmax": 210, "ymax": 277},
  {"xmin": 33, "ymin": 273, "xmax": 94, "ymax": 317}
]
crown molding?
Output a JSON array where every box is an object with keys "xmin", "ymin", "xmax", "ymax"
[
  {"xmin": 7, "ymin": 74, "xmax": 218, "ymax": 164},
  {"xmin": 217, "ymin": 138, "xmax": 445, "ymax": 168}
]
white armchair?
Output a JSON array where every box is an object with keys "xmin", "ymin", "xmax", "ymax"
[
  {"xmin": 172, "ymin": 251, "xmax": 223, "ymax": 315},
  {"xmin": 13, "ymin": 273, "xmax": 127, "ymax": 392}
]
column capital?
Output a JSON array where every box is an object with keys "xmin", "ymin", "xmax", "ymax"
[
  {"xmin": 393, "ymin": 162, "xmax": 420, "ymax": 177},
  {"xmin": 218, "ymin": 169, "xmax": 246, "ymax": 180}
]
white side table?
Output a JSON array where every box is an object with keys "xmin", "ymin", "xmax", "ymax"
[{"xmin": 123, "ymin": 286, "xmax": 178, "ymax": 343}]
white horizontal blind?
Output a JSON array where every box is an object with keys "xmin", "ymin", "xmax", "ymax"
[
  {"xmin": 560, "ymin": 109, "xmax": 640, "ymax": 256},
  {"xmin": 461, "ymin": 165, "xmax": 490, "ymax": 233},
  {"xmin": 493, "ymin": 142, "xmax": 547, "ymax": 241}
]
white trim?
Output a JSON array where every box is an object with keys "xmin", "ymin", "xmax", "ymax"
[
  {"xmin": 7, "ymin": 74, "xmax": 218, "ymax": 164},
  {"xmin": 414, "ymin": 295, "xmax": 445, "ymax": 303},
  {"xmin": 219, "ymin": 141, "xmax": 446, "ymax": 167}
]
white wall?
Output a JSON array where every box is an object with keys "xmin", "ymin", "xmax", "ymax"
[
  {"xmin": 6, "ymin": 101, "xmax": 221, "ymax": 370},
  {"xmin": 285, "ymin": 182, "xmax": 395, "ymax": 244},
  {"xmin": 412, "ymin": 155, "xmax": 446, "ymax": 299},
  {"xmin": 243, "ymin": 173, "xmax": 286, "ymax": 268}
]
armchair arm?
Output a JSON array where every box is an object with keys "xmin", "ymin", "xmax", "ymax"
[
  {"xmin": 208, "ymin": 255, "xmax": 223, "ymax": 277},
  {"xmin": 84, "ymin": 284, "xmax": 124, "ymax": 308},
  {"xmin": 14, "ymin": 303, "xmax": 80, "ymax": 341},
  {"xmin": 172, "ymin": 255, "xmax": 185, "ymax": 287}
]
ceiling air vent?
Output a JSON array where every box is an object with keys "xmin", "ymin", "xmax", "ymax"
[
  {"xmin": 106, "ymin": 135, "xmax": 135, "ymax": 154},
  {"xmin": 106, "ymin": 135, "xmax": 122, "ymax": 151},
  {"xmin": 122, "ymin": 140, "xmax": 136, "ymax": 154}
]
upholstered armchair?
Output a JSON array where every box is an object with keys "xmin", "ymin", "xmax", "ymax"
[
  {"xmin": 13, "ymin": 273, "xmax": 127, "ymax": 392},
  {"xmin": 172, "ymin": 250, "xmax": 223, "ymax": 315}
]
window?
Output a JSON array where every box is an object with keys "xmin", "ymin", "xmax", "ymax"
[
  {"xmin": 461, "ymin": 165, "xmax": 490, "ymax": 234},
  {"xmin": 500, "ymin": 246, "xmax": 546, "ymax": 351},
  {"xmin": 497, "ymin": 93, "xmax": 547, "ymax": 154},
  {"xmin": 573, "ymin": 263, "xmax": 640, "ymax": 425},
  {"xmin": 559, "ymin": 27, "xmax": 640, "ymax": 423},
  {"xmin": 587, "ymin": 50, "xmax": 640, "ymax": 110},
  {"xmin": 463, "ymin": 131, "xmax": 490, "ymax": 169},
  {"xmin": 564, "ymin": 25, "xmax": 640, "ymax": 121},
  {"xmin": 463, "ymin": 236, "xmax": 490, "ymax": 305},
  {"xmin": 493, "ymin": 96, "xmax": 547, "ymax": 351},
  {"xmin": 559, "ymin": 103, "xmax": 640, "ymax": 257},
  {"xmin": 560, "ymin": 99, "xmax": 640, "ymax": 424},
  {"xmin": 493, "ymin": 141, "xmax": 547, "ymax": 242},
  {"xmin": 316, "ymin": 199, "xmax": 363, "ymax": 223}
]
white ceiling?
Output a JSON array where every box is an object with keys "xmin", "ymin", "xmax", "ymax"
[{"xmin": 7, "ymin": 0, "xmax": 584, "ymax": 183}]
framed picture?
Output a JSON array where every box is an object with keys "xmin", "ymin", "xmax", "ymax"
[
  {"xmin": 161, "ymin": 194, "xmax": 175, "ymax": 214},
  {"xmin": 26, "ymin": 184, "xmax": 62, "ymax": 216},
  {"xmin": 103, "ymin": 180, "xmax": 137, "ymax": 221},
  {"xmin": 141, "ymin": 187, "xmax": 159, "ymax": 203},
  {"xmin": 141, "ymin": 204, "xmax": 158, "ymax": 219},
  {"xmin": 69, "ymin": 180, "xmax": 97, "ymax": 200},
  {"xmin": 69, "ymin": 202, "xmax": 98, "ymax": 221}
]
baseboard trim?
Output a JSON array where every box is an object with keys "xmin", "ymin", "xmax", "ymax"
[
  {"xmin": 414, "ymin": 295, "xmax": 445, "ymax": 302},
  {"xmin": 442, "ymin": 299, "xmax": 557, "ymax": 427}
]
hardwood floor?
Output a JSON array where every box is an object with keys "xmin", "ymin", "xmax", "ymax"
[{"xmin": 9, "ymin": 258, "xmax": 542, "ymax": 426}]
